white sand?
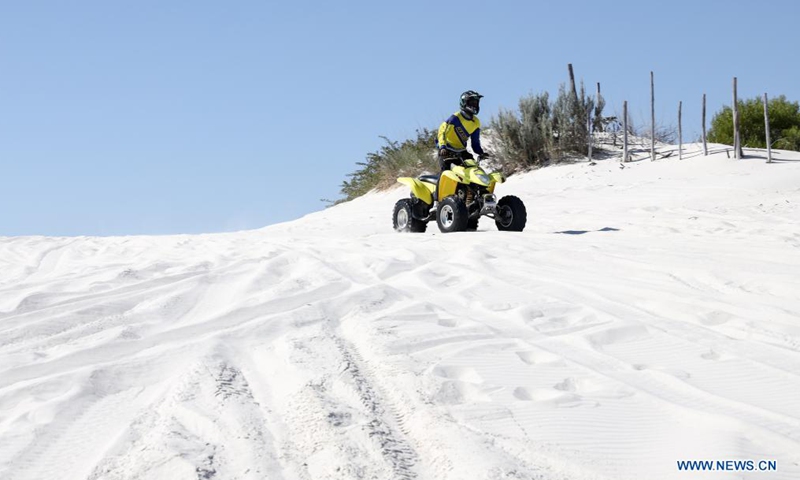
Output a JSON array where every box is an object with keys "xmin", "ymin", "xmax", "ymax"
[{"xmin": 1, "ymin": 143, "xmax": 799, "ymax": 480}]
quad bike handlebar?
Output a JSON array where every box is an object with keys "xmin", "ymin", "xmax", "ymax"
[{"xmin": 441, "ymin": 152, "xmax": 492, "ymax": 171}]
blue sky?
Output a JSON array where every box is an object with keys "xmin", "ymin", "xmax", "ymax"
[{"xmin": 2, "ymin": 0, "xmax": 798, "ymax": 236}]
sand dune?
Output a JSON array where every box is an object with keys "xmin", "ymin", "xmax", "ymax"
[{"xmin": 2, "ymin": 144, "xmax": 799, "ymax": 479}]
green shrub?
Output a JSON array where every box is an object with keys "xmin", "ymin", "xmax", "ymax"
[
  {"xmin": 774, "ymin": 125, "xmax": 800, "ymax": 150},
  {"xmin": 338, "ymin": 129, "xmax": 437, "ymax": 202},
  {"xmin": 337, "ymin": 68, "xmax": 608, "ymax": 203},
  {"xmin": 553, "ymin": 82, "xmax": 594, "ymax": 157},
  {"xmin": 490, "ymin": 83, "xmax": 602, "ymax": 171},
  {"xmin": 491, "ymin": 92, "xmax": 553, "ymax": 172},
  {"xmin": 708, "ymin": 95, "xmax": 800, "ymax": 150}
]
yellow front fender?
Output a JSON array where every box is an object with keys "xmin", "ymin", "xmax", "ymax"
[
  {"xmin": 438, "ymin": 171, "xmax": 461, "ymax": 201},
  {"xmin": 397, "ymin": 177, "xmax": 435, "ymax": 205},
  {"xmin": 488, "ymin": 172, "xmax": 504, "ymax": 193}
]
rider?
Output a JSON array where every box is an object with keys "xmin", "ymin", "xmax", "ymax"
[{"xmin": 437, "ymin": 90, "xmax": 487, "ymax": 172}]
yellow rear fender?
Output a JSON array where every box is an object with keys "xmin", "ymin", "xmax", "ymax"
[{"xmin": 397, "ymin": 177, "xmax": 434, "ymax": 205}]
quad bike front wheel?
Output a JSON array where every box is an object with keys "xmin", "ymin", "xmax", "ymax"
[
  {"xmin": 436, "ymin": 196, "xmax": 468, "ymax": 233},
  {"xmin": 495, "ymin": 195, "xmax": 527, "ymax": 232},
  {"xmin": 393, "ymin": 199, "xmax": 428, "ymax": 233}
]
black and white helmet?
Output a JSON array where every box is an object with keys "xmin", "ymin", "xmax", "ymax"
[{"xmin": 460, "ymin": 90, "xmax": 483, "ymax": 117}]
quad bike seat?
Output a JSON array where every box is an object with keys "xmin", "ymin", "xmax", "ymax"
[{"xmin": 418, "ymin": 174, "xmax": 439, "ymax": 185}]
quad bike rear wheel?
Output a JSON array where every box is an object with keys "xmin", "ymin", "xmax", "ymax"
[{"xmin": 393, "ymin": 199, "xmax": 428, "ymax": 232}]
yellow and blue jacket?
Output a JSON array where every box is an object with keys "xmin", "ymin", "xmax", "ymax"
[{"xmin": 437, "ymin": 112, "xmax": 485, "ymax": 155}]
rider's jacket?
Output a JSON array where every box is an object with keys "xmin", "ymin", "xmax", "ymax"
[{"xmin": 437, "ymin": 112, "xmax": 484, "ymax": 155}]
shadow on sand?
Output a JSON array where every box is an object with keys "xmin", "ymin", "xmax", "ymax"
[{"xmin": 555, "ymin": 227, "xmax": 621, "ymax": 235}]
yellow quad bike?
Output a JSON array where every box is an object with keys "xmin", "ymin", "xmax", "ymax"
[{"xmin": 393, "ymin": 158, "xmax": 527, "ymax": 233}]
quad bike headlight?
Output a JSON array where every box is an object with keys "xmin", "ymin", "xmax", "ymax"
[{"xmin": 476, "ymin": 173, "xmax": 491, "ymax": 185}]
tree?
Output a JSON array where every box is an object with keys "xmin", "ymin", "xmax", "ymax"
[{"xmin": 708, "ymin": 95, "xmax": 800, "ymax": 151}]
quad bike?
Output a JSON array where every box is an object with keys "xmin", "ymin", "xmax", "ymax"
[{"xmin": 392, "ymin": 157, "xmax": 527, "ymax": 233}]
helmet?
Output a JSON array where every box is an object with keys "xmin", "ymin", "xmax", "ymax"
[{"xmin": 460, "ymin": 90, "xmax": 483, "ymax": 117}]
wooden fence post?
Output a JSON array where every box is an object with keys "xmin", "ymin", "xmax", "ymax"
[
  {"xmin": 678, "ymin": 101, "xmax": 683, "ymax": 160},
  {"xmin": 568, "ymin": 64, "xmax": 578, "ymax": 100},
  {"xmin": 595, "ymin": 82, "xmax": 602, "ymax": 132},
  {"xmin": 764, "ymin": 92, "xmax": 772, "ymax": 163},
  {"xmin": 587, "ymin": 111, "xmax": 594, "ymax": 164},
  {"xmin": 623, "ymin": 101, "xmax": 628, "ymax": 162},
  {"xmin": 733, "ymin": 77, "xmax": 743, "ymax": 159},
  {"xmin": 651, "ymin": 71, "xmax": 656, "ymax": 161},
  {"xmin": 702, "ymin": 93, "xmax": 708, "ymax": 156}
]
